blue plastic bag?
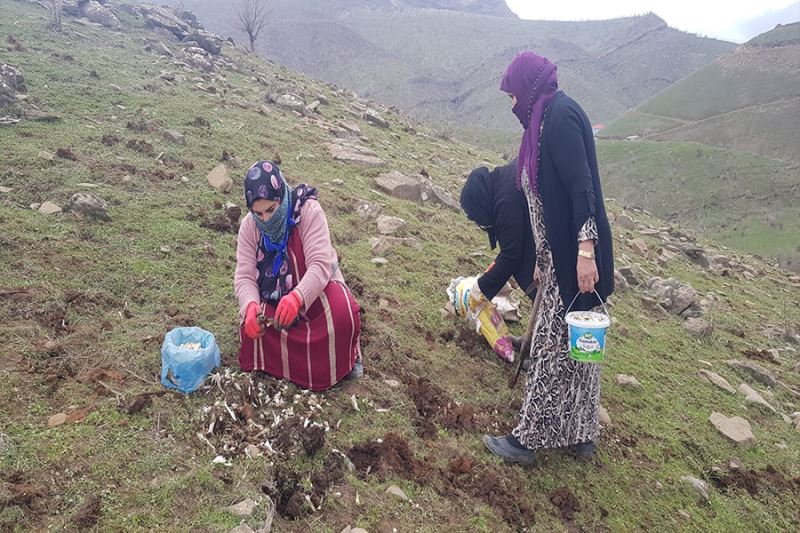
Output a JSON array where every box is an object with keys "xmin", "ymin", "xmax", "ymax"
[{"xmin": 161, "ymin": 327, "xmax": 221, "ymax": 393}]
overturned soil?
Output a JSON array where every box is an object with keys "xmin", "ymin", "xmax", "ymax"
[
  {"xmin": 348, "ymin": 435, "xmax": 536, "ymax": 529},
  {"xmin": 263, "ymin": 452, "xmax": 345, "ymax": 520},
  {"xmin": 711, "ymin": 465, "xmax": 800, "ymax": 496},
  {"xmin": 73, "ymin": 494, "xmax": 101, "ymax": 529},
  {"xmin": 406, "ymin": 377, "xmax": 475, "ymax": 438},
  {"xmin": 549, "ymin": 487, "xmax": 581, "ymax": 521}
]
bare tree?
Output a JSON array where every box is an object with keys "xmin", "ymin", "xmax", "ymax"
[
  {"xmin": 235, "ymin": 0, "xmax": 271, "ymax": 53},
  {"xmin": 47, "ymin": 0, "xmax": 63, "ymax": 32}
]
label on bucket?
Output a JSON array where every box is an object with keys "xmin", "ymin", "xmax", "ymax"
[{"xmin": 568, "ymin": 325, "xmax": 606, "ymax": 363}]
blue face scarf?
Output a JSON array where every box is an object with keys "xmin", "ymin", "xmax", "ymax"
[{"xmin": 244, "ymin": 160, "xmax": 317, "ymax": 302}]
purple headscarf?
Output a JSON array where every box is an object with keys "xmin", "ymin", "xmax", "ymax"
[{"xmin": 500, "ymin": 51, "xmax": 558, "ymax": 193}]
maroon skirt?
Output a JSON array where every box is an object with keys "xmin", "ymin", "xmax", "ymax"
[{"xmin": 238, "ymin": 280, "xmax": 361, "ymax": 391}]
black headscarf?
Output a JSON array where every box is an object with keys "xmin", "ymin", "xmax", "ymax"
[{"xmin": 460, "ymin": 166, "xmax": 498, "ymax": 249}]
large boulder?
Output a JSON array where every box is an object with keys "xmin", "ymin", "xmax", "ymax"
[
  {"xmin": 646, "ymin": 277, "xmax": 702, "ymax": 317},
  {"xmin": 0, "ymin": 63, "xmax": 25, "ymax": 115},
  {"xmin": 709, "ymin": 412, "xmax": 755, "ymax": 447},
  {"xmin": 328, "ymin": 143, "xmax": 385, "ymax": 167},
  {"xmin": 140, "ymin": 5, "xmax": 193, "ymax": 40},
  {"xmin": 376, "ymin": 171, "xmax": 423, "ymax": 202},
  {"xmin": 82, "ymin": 1, "xmax": 120, "ymax": 28},
  {"xmin": 182, "ymin": 32, "xmax": 222, "ymax": 56},
  {"xmin": 65, "ymin": 192, "xmax": 109, "ymax": 220}
]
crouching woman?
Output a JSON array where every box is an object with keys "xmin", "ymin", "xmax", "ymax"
[{"xmin": 234, "ymin": 160, "xmax": 362, "ymax": 391}]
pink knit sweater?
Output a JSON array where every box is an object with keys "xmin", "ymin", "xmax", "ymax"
[{"xmin": 234, "ymin": 199, "xmax": 345, "ymax": 321}]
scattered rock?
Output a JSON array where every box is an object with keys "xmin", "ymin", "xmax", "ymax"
[
  {"xmin": 738, "ymin": 384, "xmax": 775, "ymax": 412},
  {"xmin": 614, "ymin": 213, "xmax": 636, "ymax": 229},
  {"xmin": 245, "ymin": 444, "xmax": 260, "ymax": 459},
  {"xmin": 163, "ymin": 129, "xmax": 186, "ymax": 144},
  {"xmin": 328, "ymin": 143, "xmax": 385, "ymax": 167},
  {"xmin": 369, "ymin": 236, "xmax": 421, "ymax": 255},
  {"xmin": 340, "ymin": 121, "xmax": 361, "ymax": 135},
  {"xmin": 65, "ymin": 193, "xmax": 109, "ymax": 220},
  {"xmin": 680, "ymin": 244, "xmax": 710, "ymax": 269},
  {"xmin": 680, "ymin": 476, "xmax": 710, "ymax": 502},
  {"xmin": 183, "ymin": 32, "xmax": 221, "ymax": 56},
  {"xmin": 615, "ymin": 374, "xmax": 643, "ymax": 389},
  {"xmin": 684, "ymin": 317, "xmax": 713, "ymax": 338},
  {"xmin": 617, "ymin": 265, "xmax": 640, "ymax": 286},
  {"xmin": 376, "ymin": 170, "xmax": 423, "ymax": 201},
  {"xmin": 385, "ymin": 484, "xmax": 409, "ymax": 501},
  {"xmin": 677, "ymin": 509, "xmax": 691, "ymax": 520},
  {"xmin": 743, "ymin": 348, "xmax": 781, "ymax": 365},
  {"xmin": 38, "ymin": 151, "xmax": 55, "ymax": 162},
  {"xmin": 376, "ymin": 215, "xmax": 407, "ymax": 235},
  {"xmin": 275, "ymin": 93, "xmax": 307, "ymax": 115},
  {"xmin": 207, "ymin": 164, "xmax": 232, "ymax": 193},
  {"xmin": 38, "ymin": 201, "xmax": 62, "ymax": 215},
  {"xmin": 629, "ymin": 238, "xmax": 648, "ymax": 256},
  {"xmin": 613, "ymin": 269, "xmax": 629, "ymax": 292},
  {"xmin": 224, "ymin": 498, "xmax": 257, "ymax": 518},
  {"xmin": 726, "ymin": 360, "xmax": 776, "ymax": 387},
  {"xmin": 728, "ymin": 457, "xmax": 742, "ymax": 471},
  {"xmin": 364, "ymin": 109, "xmax": 389, "ymax": 128},
  {"xmin": 371, "ymin": 257, "xmax": 388, "ymax": 265},
  {"xmin": 598, "ymin": 404, "xmax": 611, "ymax": 426},
  {"xmin": 47, "ymin": 412, "xmax": 67, "ymax": 427},
  {"xmin": 384, "ymin": 379, "xmax": 401, "ymax": 388},
  {"xmin": 709, "ymin": 412, "xmax": 755, "ymax": 446},
  {"xmin": 356, "ymin": 201, "xmax": 382, "ymax": 219},
  {"xmin": 646, "ymin": 277, "xmax": 702, "ymax": 317},
  {"xmin": 697, "ymin": 370, "xmax": 736, "ymax": 394}
]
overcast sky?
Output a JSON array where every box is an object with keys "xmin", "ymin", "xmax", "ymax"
[{"xmin": 505, "ymin": 0, "xmax": 800, "ymax": 43}]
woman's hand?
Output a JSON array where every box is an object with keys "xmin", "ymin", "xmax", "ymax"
[
  {"xmin": 244, "ymin": 301, "xmax": 264, "ymax": 339},
  {"xmin": 577, "ymin": 241, "xmax": 599, "ymax": 294},
  {"xmin": 275, "ymin": 291, "xmax": 303, "ymax": 328}
]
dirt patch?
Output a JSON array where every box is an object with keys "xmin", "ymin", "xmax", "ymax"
[
  {"xmin": 74, "ymin": 494, "xmax": 101, "ymax": 529},
  {"xmin": 150, "ymin": 169, "xmax": 176, "ymax": 181},
  {"xmin": 406, "ymin": 377, "xmax": 475, "ymax": 438},
  {"xmin": 262, "ymin": 464, "xmax": 306, "ymax": 519},
  {"xmin": 549, "ymin": 487, "xmax": 581, "ymax": 521},
  {"xmin": 200, "ymin": 213, "xmax": 234, "ymax": 233},
  {"xmin": 125, "ymin": 139, "xmax": 154, "ymax": 155},
  {"xmin": 100, "ymin": 134, "xmax": 120, "ymax": 146},
  {"xmin": 456, "ymin": 323, "xmax": 489, "ymax": 358},
  {"xmin": 1, "ymin": 472, "xmax": 47, "ymax": 508},
  {"xmin": 126, "ymin": 119, "xmax": 159, "ymax": 133},
  {"xmin": 348, "ymin": 432, "xmax": 427, "ymax": 483},
  {"xmin": 742, "ymin": 349, "xmax": 780, "ymax": 365},
  {"xmin": 300, "ymin": 424, "xmax": 326, "ymax": 456},
  {"xmin": 188, "ymin": 116, "xmax": 210, "ymax": 128},
  {"xmin": 440, "ymin": 454, "xmax": 537, "ymax": 529},
  {"xmin": 711, "ymin": 465, "xmax": 800, "ymax": 496},
  {"xmin": 126, "ymin": 394, "xmax": 152, "ymax": 414},
  {"xmin": 56, "ymin": 147, "xmax": 77, "ymax": 161}
]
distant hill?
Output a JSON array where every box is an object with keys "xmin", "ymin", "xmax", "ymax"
[
  {"xmin": 148, "ymin": 1, "xmax": 734, "ymax": 135},
  {"xmin": 601, "ymin": 23, "xmax": 800, "ymax": 162}
]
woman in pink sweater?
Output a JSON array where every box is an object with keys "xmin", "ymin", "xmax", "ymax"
[{"xmin": 234, "ymin": 160, "xmax": 362, "ymax": 390}]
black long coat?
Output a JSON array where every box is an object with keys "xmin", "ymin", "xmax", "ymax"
[{"xmin": 538, "ymin": 91, "xmax": 614, "ymax": 311}]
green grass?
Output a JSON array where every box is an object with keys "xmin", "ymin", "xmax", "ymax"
[
  {"xmin": 597, "ymin": 139, "xmax": 800, "ymax": 262},
  {"xmin": 1, "ymin": 1, "xmax": 799, "ymax": 532}
]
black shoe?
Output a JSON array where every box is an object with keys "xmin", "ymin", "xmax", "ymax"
[
  {"xmin": 510, "ymin": 335, "xmax": 523, "ymax": 351},
  {"xmin": 483, "ymin": 434, "xmax": 536, "ymax": 464},
  {"xmin": 568, "ymin": 440, "xmax": 595, "ymax": 458}
]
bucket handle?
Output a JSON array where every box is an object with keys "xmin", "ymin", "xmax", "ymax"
[{"xmin": 566, "ymin": 290, "xmax": 610, "ymax": 319}]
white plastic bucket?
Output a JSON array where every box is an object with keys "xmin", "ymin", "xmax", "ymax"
[{"xmin": 565, "ymin": 291, "xmax": 610, "ymax": 363}]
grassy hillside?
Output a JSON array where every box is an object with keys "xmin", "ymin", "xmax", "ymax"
[
  {"xmin": 149, "ymin": 1, "xmax": 734, "ymax": 134},
  {"xmin": 2, "ymin": 2, "xmax": 799, "ymax": 532},
  {"xmin": 598, "ymin": 140, "xmax": 800, "ymax": 262},
  {"xmin": 601, "ymin": 27, "xmax": 800, "ymax": 162}
]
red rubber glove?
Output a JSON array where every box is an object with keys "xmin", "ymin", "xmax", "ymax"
[
  {"xmin": 275, "ymin": 291, "xmax": 303, "ymax": 328},
  {"xmin": 243, "ymin": 301, "xmax": 263, "ymax": 339}
]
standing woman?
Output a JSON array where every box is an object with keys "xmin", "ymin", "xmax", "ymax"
[
  {"xmin": 483, "ymin": 52, "xmax": 614, "ymax": 462},
  {"xmin": 234, "ymin": 160, "xmax": 362, "ymax": 391}
]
